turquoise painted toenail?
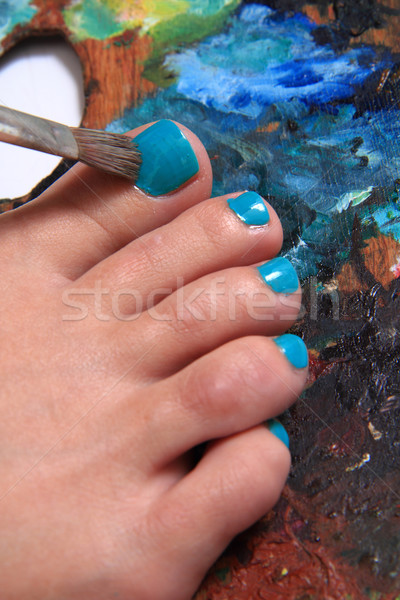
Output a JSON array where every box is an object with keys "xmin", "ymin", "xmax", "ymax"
[
  {"xmin": 227, "ymin": 191, "xmax": 269, "ymax": 226},
  {"xmin": 267, "ymin": 419, "xmax": 290, "ymax": 448},
  {"xmin": 134, "ymin": 120, "xmax": 199, "ymax": 196},
  {"xmin": 274, "ymin": 334, "xmax": 309, "ymax": 369},
  {"xmin": 257, "ymin": 257, "xmax": 299, "ymax": 294}
]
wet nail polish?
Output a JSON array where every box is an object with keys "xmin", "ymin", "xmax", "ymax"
[
  {"xmin": 266, "ymin": 419, "xmax": 290, "ymax": 448},
  {"xmin": 257, "ymin": 257, "xmax": 299, "ymax": 294},
  {"xmin": 274, "ymin": 333, "xmax": 308, "ymax": 369},
  {"xmin": 134, "ymin": 120, "xmax": 199, "ymax": 196},
  {"xmin": 227, "ymin": 191, "xmax": 269, "ymax": 226}
]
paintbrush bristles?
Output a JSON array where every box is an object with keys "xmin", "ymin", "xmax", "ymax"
[{"xmin": 71, "ymin": 128, "xmax": 142, "ymax": 180}]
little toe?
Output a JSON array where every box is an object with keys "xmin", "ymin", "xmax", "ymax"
[
  {"xmin": 4, "ymin": 121, "xmax": 212, "ymax": 279},
  {"xmin": 148, "ymin": 425, "xmax": 291, "ymax": 599}
]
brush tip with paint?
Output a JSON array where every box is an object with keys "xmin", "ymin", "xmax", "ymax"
[
  {"xmin": 0, "ymin": 105, "xmax": 142, "ymax": 181},
  {"xmin": 71, "ymin": 127, "xmax": 141, "ymax": 179}
]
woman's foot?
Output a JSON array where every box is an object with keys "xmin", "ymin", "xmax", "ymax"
[{"xmin": 0, "ymin": 121, "xmax": 308, "ymax": 600}]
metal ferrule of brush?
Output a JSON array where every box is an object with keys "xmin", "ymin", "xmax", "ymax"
[{"xmin": 0, "ymin": 105, "xmax": 79, "ymax": 160}]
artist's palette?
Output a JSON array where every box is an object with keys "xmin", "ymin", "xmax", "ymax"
[{"xmin": 1, "ymin": 1, "xmax": 400, "ymax": 597}]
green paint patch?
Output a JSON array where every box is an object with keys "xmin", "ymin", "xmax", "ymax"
[
  {"xmin": 63, "ymin": 0, "xmax": 125, "ymax": 41},
  {"xmin": 189, "ymin": 0, "xmax": 234, "ymax": 16},
  {"xmin": 150, "ymin": 4, "xmax": 237, "ymax": 52},
  {"xmin": 0, "ymin": 0, "xmax": 37, "ymax": 42}
]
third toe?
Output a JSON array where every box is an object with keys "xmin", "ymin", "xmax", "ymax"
[{"xmin": 122, "ymin": 257, "xmax": 302, "ymax": 378}]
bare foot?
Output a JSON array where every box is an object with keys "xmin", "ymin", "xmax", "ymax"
[{"xmin": 0, "ymin": 120, "xmax": 308, "ymax": 599}]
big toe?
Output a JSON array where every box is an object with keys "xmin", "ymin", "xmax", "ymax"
[{"xmin": 1, "ymin": 121, "xmax": 212, "ymax": 280}]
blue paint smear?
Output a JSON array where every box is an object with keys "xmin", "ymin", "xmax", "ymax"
[
  {"xmin": 165, "ymin": 4, "xmax": 388, "ymax": 118},
  {"xmin": 108, "ymin": 3, "xmax": 400, "ymax": 278},
  {"xmin": 0, "ymin": 0, "xmax": 37, "ymax": 42}
]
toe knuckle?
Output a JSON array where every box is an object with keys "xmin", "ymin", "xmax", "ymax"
[
  {"xmin": 195, "ymin": 201, "xmax": 234, "ymax": 253},
  {"xmin": 181, "ymin": 364, "xmax": 234, "ymax": 420},
  {"xmin": 166, "ymin": 282, "xmax": 220, "ymax": 339}
]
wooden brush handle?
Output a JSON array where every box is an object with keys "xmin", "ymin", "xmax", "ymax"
[{"xmin": 0, "ymin": 105, "xmax": 79, "ymax": 160}]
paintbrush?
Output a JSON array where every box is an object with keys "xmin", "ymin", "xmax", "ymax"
[{"xmin": 0, "ymin": 105, "xmax": 141, "ymax": 180}]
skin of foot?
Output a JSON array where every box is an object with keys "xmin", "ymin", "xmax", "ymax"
[{"xmin": 0, "ymin": 121, "xmax": 308, "ymax": 600}]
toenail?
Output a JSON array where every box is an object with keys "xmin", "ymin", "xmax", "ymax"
[
  {"xmin": 274, "ymin": 333, "xmax": 308, "ymax": 369},
  {"xmin": 133, "ymin": 120, "xmax": 199, "ymax": 196},
  {"xmin": 257, "ymin": 257, "xmax": 299, "ymax": 294},
  {"xmin": 227, "ymin": 191, "xmax": 270, "ymax": 226},
  {"xmin": 266, "ymin": 419, "xmax": 290, "ymax": 448}
]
